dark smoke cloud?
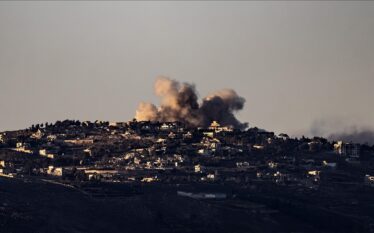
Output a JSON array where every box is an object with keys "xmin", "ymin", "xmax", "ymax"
[
  {"xmin": 135, "ymin": 77, "xmax": 247, "ymax": 129},
  {"xmin": 310, "ymin": 118, "xmax": 374, "ymax": 145},
  {"xmin": 328, "ymin": 130, "xmax": 374, "ymax": 145}
]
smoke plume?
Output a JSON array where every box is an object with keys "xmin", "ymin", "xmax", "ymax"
[
  {"xmin": 310, "ymin": 118, "xmax": 374, "ymax": 145},
  {"xmin": 135, "ymin": 77, "xmax": 247, "ymax": 129},
  {"xmin": 328, "ymin": 129, "xmax": 374, "ymax": 145}
]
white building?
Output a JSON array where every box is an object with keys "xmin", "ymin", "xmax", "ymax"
[
  {"xmin": 39, "ymin": 149, "xmax": 57, "ymax": 159},
  {"xmin": 334, "ymin": 141, "xmax": 360, "ymax": 158},
  {"xmin": 365, "ymin": 175, "xmax": 374, "ymax": 187},
  {"xmin": 47, "ymin": 166, "xmax": 64, "ymax": 176},
  {"xmin": 194, "ymin": 164, "xmax": 205, "ymax": 173},
  {"xmin": 208, "ymin": 121, "xmax": 233, "ymax": 133}
]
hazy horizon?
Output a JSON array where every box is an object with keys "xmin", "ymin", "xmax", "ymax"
[{"xmin": 1, "ymin": 1, "xmax": 373, "ymax": 141}]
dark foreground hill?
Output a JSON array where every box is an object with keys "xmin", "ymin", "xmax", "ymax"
[{"xmin": 0, "ymin": 177, "xmax": 337, "ymax": 233}]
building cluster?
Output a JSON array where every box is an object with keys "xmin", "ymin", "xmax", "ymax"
[{"xmin": 0, "ymin": 119, "xmax": 373, "ymax": 190}]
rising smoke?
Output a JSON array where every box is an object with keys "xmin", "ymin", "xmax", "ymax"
[
  {"xmin": 135, "ymin": 77, "xmax": 248, "ymax": 129},
  {"xmin": 310, "ymin": 118, "xmax": 374, "ymax": 145},
  {"xmin": 328, "ymin": 129, "xmax": 374, "ymax": 145}
]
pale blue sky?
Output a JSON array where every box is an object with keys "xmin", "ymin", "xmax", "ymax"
[{"xmin": 0, "ymin": 1, "xmax": 373, "ymax": 137}]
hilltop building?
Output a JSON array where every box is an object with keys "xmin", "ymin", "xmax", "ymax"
[
  {"xmin": 334, "ymin": 141, "xmax": 360, "ymax": 158},
  {"xmin": 208, "ymin": 121, "xmax": 233, "ymax": 133}
]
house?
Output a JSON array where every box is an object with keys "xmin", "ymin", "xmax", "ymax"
[
  {"xmin": 308, "ymin": 170, "xmax": 320, "ymax": 176},
  {"xmin": 201, "ymin": 137, "xmax": 221, "ymax": 152},
  {"xmin": 194, "ymin": 164, "xmax": 205, "ymax": 173},
  {"xmin": 202, "ymin": 131, "xmax": 214, "ymax": 138},
  {"xmin": 64, "ymin": 139, "xmax": 94, "ymax": 145},
  {"xmin": 253, "ymin": 144, "xmax": 264, "ymax": 150},
  {"xmin": 183, "ymin": 131, "xmax": 193, "ymax": 139},
  {"xmin": 236, "ymin": 161, "xmax": 250, "ymax": 168},
  {"xmin": 0, "ymin": 160, "xmax": 14, "ymax": 175},
  {"xmin": 334, "ymin": 141, "xmax": 360, "ymax": 158},
  {"xmin": 208, "ymin": 121, "xmax": 233, "ymax": 133},
  {"xmin": 197, "ymin": 148, "xmax": 213, "ymax": 156},
  {"xmin": 323, "ymin": 161, "xmax": 337, "ymax": 169},
  {"xmin": 364, "ymin": 175, "xmax": 374, "ymax": 187},
  {"xmin": 307, "ymin": 170, "xmax": 321, "ymax": 182},
  {"xmin": 47, "ymin": 166, "xmax": 64, "ymax": 176},
  {"xmin": 141, "ymin": 176, "xmax": 158, "ymax": 183},
  {"xmin": 39, "ymin": 149, "xmax": 58, "ymax": 159},
  {"xmin": 0, "ymin": 167, "xmax": 16, "ymax": 177},
  {"xmin": 207, "ymin": 173, "xmax": 216, "ymax": 181},
  {"xmin": 46, "ymin": 135, "xmax": 57, "ymax": 142},
  {"xmin": 14, "ymin": 142, "xmax": 33, "ymax": 154},
  {"xmin": 268, "ymin": 161, "xmax": 278, "ymax": 169},
  {"xmin": 31, "ymin": 129, "xmax": 44, "ymax": 139},
  {"xmin": 83, "ymin": 148, "xmax": 92, "ymax": 156},
  {"xmin": 84, "ymin": 169, "xmax": 118, "ymax": 180},
  {"xmin": 0, "ymin": 160, "xmax": 6, "ymax": 168},
  {"xmin": 109, "ymin": 122, "xmax": 127, "ymax": 127},
  {"xmin": 160, "ymin": 122, "xmax": 178, "ymax": 131}
]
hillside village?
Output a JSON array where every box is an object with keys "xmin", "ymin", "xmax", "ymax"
[
  {"xmin": 1, "ymin": 120, "xmax": 373, "ymax": 184},
  {"xmin": 1, "ymin": 119, "xmax": 374, "ymax": 232}
]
